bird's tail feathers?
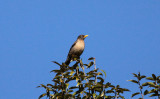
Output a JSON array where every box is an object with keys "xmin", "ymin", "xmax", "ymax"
[{"xmin": 65, "ymin": 57, "xmax": 71, "ymax": 65}]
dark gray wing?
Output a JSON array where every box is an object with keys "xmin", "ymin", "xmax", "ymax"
[{"xmin": 65, "ymin": 40, "xmax": 77, "ymax": 65}]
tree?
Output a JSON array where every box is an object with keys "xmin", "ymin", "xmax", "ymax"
[{"xmin": 37, "ymin": 57, "xmax": 160, "ymax": 99}]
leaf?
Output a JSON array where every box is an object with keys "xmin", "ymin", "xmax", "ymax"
[
  {"xmin": 80, "ymin": 59, "xmax": 83, "ymax": 67},
  {"xmin": 142, "ymin": 82, "xmax": 148, "ymax": 86},
  {"xmin": 88, "ymin": 57, "xmax": 95, "ymax": 60},
  {"xmin": 150, "ymin": 93, "xmax": 158, "ymax": 97},
  {"xmin": 101, "ymin": 91, "xmax": 104, "ymax": 97},
  {"xmin": 128, "ymin": 80, "xmax": 138, "ymax": 84},
  {"xmin": 144, "ymin": 90, "xmax": 148, "ymax": 95},
  {"xmin": 122, "ymin": 88, "xmax": 130, "ymax": 91},
  {"xmin": 67, "ymin": 90, "xmax": 73, "ymax": 93},
  {"xmin": 50, "ymin": 70, "xmax": 62, "ymax": 73},
  {"xmin": 93, "ymin": 93, "xmax": 96, "ymax": 98},
  {"xmin": 146, "ymin": 77, "xmax": 154, "ymax": 81},
  {"xmin": 132, "ymin": 73, "xmax": 138, "ymax": 77},
  {"xmin": 87, "ymin": 62, "xmax": 94, "ymax": 68},
  {"xmin": 97, "ymin": 77, "xmax": 104, "ymax": 83},
  {"xmin": 100, "ymin": 69, "xmax": 106, "ymax": 78},
  {"xmin": 40, "ymin": 84, "xmax": 47, "ymax": 89},
  {"xmin": 38, "ymin": 93, "xmax": 47, "ymax": 99},
  {"xmin": 147, "ymin": 82, "xmax": 155, "ymax": 87},
  {"xmin": 97, "ymin": 72, "xmax": 103, "ymax": 76},
  {"xmin": 52, "ymin": 80, "xmax": 60, "ymax": 84},
  {"xmin": 131, "ymin": 92, "xmax": 140, "ymax": 97},
  {"xmin": 66, "ymin": 83, "xmax": 69, "ymax": 89},
  {"xmin": 106, "ymin": 90, "xmax": 114, "ymax": 93},
  {"xmin": 69, "ymin": 86, "xmax": 78, "ymax": 89},
  {"xmin": 140, "ymin": 75, "xmax": 146, "ymax": 80},
  {"xmin": 51, "ymin": 61, "xmax": 61, "ymax": 66},
  {"xmin": 148, "ymin": 89, "xmax": 156, "ymax": 93},
  {"xmin": 152, "ymin": 74, "xmax": 156, "ymax": 80},
  {"xmin": 70, "ymin": 71, "xmax": 75, "ymax": 75}
]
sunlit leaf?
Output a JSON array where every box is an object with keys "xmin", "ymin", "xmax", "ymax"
[
  {"xmin": 142, "ymin": 82, "xmax": 148, "ymax": 86},
  {"xmin": 66, "ymin": 83, "xmax": 69, "ymax": 89},
  {"xmin": 67, "ymin": 90, "xmax": 73, "ymax": 93},
  {"xmin": 146, "ymin": 77, "xmax": 154, "ymax": 81},
  {"xmin": 70, "ymin": 71, "xmax": 75, "ymax": 75},
  {"xmin": 100, "ymin": 69, "xmax": 106, "ymax": 78},
  {"xmin": 147, "ymin": 82, "xmax": 155, "ymax": 87},
  {"xmin": 38, "ymin": 93, "xmax": 46, "ymax": 99},
  {"xmin": 93, "ymin": 93, "xmax": 96, "ymax": 98}
]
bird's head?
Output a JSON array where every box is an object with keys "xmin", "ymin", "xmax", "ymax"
[{"xmin": 77, "ymin": 35, "xmax": 88, "ymax": 40}]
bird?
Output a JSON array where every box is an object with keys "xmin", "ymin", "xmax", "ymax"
[{"xmin": 65, "ymin": 35, "xmax": 88, "ymax": 65}]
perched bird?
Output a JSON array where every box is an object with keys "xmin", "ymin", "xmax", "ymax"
[{"xmin": 65, "ymin": 35, "xmax": 88, "ymax": 65}]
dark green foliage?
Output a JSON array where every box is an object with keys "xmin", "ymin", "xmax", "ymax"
[
  {"xmin": 129, "ymin": 72, "xmax": 160, "ymax": 99},
  {"xmin": 38, "ymin": 58, "xmax": 160, "ymax": 99},
  {"xmin": 38, "ymin": 58, "xmax": 129, "ymax": 99}
]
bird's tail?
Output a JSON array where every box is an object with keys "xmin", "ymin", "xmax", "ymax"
[{"xmin": 65, "ymin": 57, "xmax": 71, "ymax": 65}]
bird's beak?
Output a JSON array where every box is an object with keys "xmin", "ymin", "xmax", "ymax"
[{"xmin": 84, "ymin": 35, "xmax": 88, "ymax": 38}]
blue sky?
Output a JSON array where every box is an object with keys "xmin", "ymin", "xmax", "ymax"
[{"xmin": 0, "ymin": 0, "xmax": 160, "ymax": 99}]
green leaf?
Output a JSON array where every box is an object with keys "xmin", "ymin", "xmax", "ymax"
[
  {"xmin": 152, "ymin": 74, "xmax": 156, "ymax": 80},
  {"xmin": 146, "ymin": 77, "xmax": 154, "ymax": 81},
  {"xmin": 122, "ymin": 88, "xmax": 130, "ymax": 91},
  {"xmin": 88, "ymin": 57, "xmax": 95, "ymax": 60},
  {"xmin": 140, "ymin": 75, "xmax": 146, "ymax": 80},
  {"xmin": 50, "ymin": 70, "xmax": 62, "ymax": 73},
  {"xmin": 66, "ymin": 83, "xmax": 69, "ymax": 89},
  {"xmin": 106, "ymin": 90, "xmax": 114, "ymax": 93},
  {"xmin": 80, "ymin": 59, "xmax": 83, "ymax": 67},
  {"xmin": 150, "ymin": 93, "xmax": 158, "ymax": 97},
  {"xmin": 51, "ymin": 61, "xmax": 61, "ymax": 66},
  {"xmin": 70, "ymin": 71, "xmax": 75, "ymax": 75},
  {"xmin": 148, "ymin": 89, "xmax": 156, "ymax": 93},
  {"xmin": 100, "ymin": 69, "xmax": 106, "ymax": 78},
  {"xmin": 52, "ymin": 80, "xmax": 60, "ymax": 84},
  {"xmin": 144, "ymin": 90, "xmax": 149, "ymax": 95},
  {"xmin": 147, "ymin": 82, "xmax": 156, "ymax": 87},
  {"xmin": 131, "ymin": 92, "xmax": 140, "ymax": 97},
  {"xmin": 97, "ymin": 77, "xmax": 104, "ymax": 83},
  {"xmin": 128, "ymin": 80, "xmax": 138, "ymax": 84},
  {"xmin": 97, "ymin": 72, "xmax": 103, "ymax": 76},
  {"xmin": 87, "ymin": 62, "xmax": 94, "ymax": 68},
  {"xmin": 38, "ymin": 93, "xmax": 47, "ymax": 99},
  {"xmin": 142, "ymin": 82, "xmax": 148, "ymax": 86},
  {"xmin": 67, "ymin": 90, "xmax": 73, "ymax": 93},
  {"xmin": 132, "ymin": 73, "xmax": 138, "ymax": 77},
  {"xmin": 69, "ymin": 86, "xmax": 78, "ymax": 89},
  {"xmin": 40, "ymin": 84, "xmax": 47, "ymax": 89},
  {"xmin": 93, "ymin": 93, "xmax": 96, "ymax": 98}
]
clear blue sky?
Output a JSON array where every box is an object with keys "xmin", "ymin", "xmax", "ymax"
[{"xmin": 0, "ymin": 0, "xmax": 160, "ymax": 99}]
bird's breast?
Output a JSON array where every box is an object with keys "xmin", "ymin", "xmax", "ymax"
[{"xmin": 73, "ymin": 40, "xmax": 85, "ymax": 51}]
